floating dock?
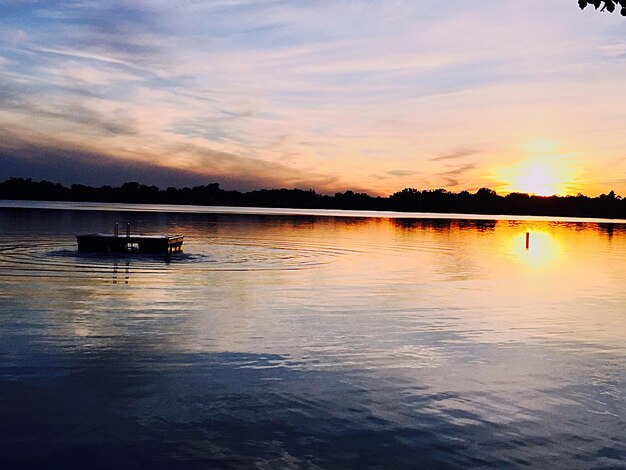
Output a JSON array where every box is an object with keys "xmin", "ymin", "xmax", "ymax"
[{"xmin": 77, "ymin": 223, "xmax": 183, "ymax": 254}]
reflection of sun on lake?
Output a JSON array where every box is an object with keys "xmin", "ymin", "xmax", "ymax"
[{"xmin": 509, "ymin": 230, "xmax": 561, "ymax": 269}]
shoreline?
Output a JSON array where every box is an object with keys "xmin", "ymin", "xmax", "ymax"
[{"xmin": 2, "ymin": 199, "xmax": 626, "ymax": 224}]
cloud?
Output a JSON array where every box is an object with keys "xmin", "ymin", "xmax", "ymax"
[
  {"xmin": 0, "ymin": 128, "xmax": 341, "ymax": 191},
  {"xmin": 0, "ymin": 85, "xmax": 139, "ymax": 137},
  {"xmin": 437, "ymin": 163, "xmax": 476, "ymax": 188},
  {"xmin": 32, "ymin": 46, "xmax": 131, "ymax": 66},
  {"xmin": 440, "ymin": 164, "xmax": 476, "ymax": 177},
  {"xmin": 599, "ymin": 43, "xmax": 626, "ymax": 59},
  {"xmin": 37, "ymin": 104, "xmax": 138, "ymax": 136},
  {"xmin": 387, "ymin": 169, "xmax": 420, "ymax": 177},
  {"xmin": 430, "ymin": 148, "xmax": 478, "ymax": 162}
]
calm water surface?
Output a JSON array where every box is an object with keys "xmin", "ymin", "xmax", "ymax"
[{"xmin": 0, "ymin": 203, "xmax": 625, "ymax": 468}]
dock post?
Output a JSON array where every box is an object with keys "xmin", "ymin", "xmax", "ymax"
[
  {"xmin": 525, "ymin": 232, "xmax": 530, "ymax": 250},
  {"xmin": 114, "ymin": 223, "xmax": 119, "ymax": 237},
  {"xmin": 126, "ymin": 223, "xmax": 131, "ymax": 238}
]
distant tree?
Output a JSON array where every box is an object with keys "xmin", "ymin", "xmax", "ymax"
[
  {"xmin": 578, "ymin": 0, "xmax": 626, "ymax": 15},
  {"xmin": 475, "ymin": 187, "xmax": 497, "ymax": 198}
]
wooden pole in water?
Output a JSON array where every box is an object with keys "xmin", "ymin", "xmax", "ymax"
[
  {"xmin": 126, "ymin": 223, "xmax": 131, "ymax": 238},
  {"xmin": 525, "ymin": 232, "xmax": 530, "ymax": 250},
  {"xmin": 114, "ymin": 223, "xmax": 119, "ymax": 237}
]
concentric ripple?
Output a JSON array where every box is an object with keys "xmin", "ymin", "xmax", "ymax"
[{"xmin": 0, "ymin": 233, "xmax": 364, "ymax": 285}]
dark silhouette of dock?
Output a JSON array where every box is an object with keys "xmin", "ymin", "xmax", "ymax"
[{"xmin": 77, "ymin": 223, "xmax": 183, "ymax": 254}]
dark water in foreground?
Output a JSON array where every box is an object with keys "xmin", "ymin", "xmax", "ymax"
[{"xmin": 0, "ymin": 203, "xmax": 625, "ymax": 469}]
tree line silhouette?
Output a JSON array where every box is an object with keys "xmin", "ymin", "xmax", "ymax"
[{"xmin": 0, "ymin": 177, "xmax": 624, "ymax": 219}]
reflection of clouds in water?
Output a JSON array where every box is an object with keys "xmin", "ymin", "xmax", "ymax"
[
  {"xmin": 1, "ymin": 344, "xmax": 623, "ymax": 468},
  {"xmin": 0, "ymin": 209, "xmax": 625, "ymax": 468},
  {"xmin": 0, "ymin": 350, "xmax": 493, "ymax": 468}
]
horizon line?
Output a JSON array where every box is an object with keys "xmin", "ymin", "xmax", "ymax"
[{"xmin": 2, "ymin": 177, "xmax": 623, "ymax": 200}]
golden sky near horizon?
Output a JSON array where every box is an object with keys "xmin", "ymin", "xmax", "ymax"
[{"xmin": 1, "ymin": 1, "xmax": 625, "ymax": 196}]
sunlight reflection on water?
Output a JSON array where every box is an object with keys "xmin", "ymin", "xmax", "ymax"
[{"xmin": 509, "ymin": 230, "xmax": 561, "ymax": 269}]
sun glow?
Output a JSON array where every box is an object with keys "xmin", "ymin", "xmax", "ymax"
[
  {"xmin": 509, "ymin": 230, "xmax": 561, "ymax": 270},
  {"xmin": 495, "ymin": 154, "xmax": 577, "ymax": 196},
  {"xmin": 495, "ymin": 140, "xmax": 576, "ymax": 196}
]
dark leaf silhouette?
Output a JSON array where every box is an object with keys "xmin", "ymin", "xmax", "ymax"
[{"xmin": 578, "ymin": 0, "xmax": 626, "ymax": 15}]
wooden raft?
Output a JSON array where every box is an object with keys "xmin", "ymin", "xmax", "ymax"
[
  {"xmin": 77, "ymin": 224, "xmax": 183, "ymax": 254},
  {"xmin": 76, "ymin": 233, "xmax": 184, "ymax": 253}
]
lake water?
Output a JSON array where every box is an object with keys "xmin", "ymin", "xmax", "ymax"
[{"xmin": 0, "ymin": 202, "xmax": 624, "ymax": 469}]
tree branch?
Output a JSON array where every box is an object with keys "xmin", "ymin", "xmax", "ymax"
[{"xmin": 578, "ymin": 0, "xmax": 626, "ymax": 15}]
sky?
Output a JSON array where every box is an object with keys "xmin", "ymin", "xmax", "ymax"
[{"xmin": 1, "ymin": 0, "xmax": 626, "ymax": 196}]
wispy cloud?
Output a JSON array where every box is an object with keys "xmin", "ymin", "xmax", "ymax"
[
  {"xmin": 387, "ymin": 169, "xmax": 420, "ymax": 177},
  {"xmin": 31, "ymin": 47, "xmax": 131, "ymax": 66},
  {"xmin": 431, "ymin": 148, "xmax": 478, "ymax": 162},
  {"xmin": 437, "ymin": 163, "xmax": 477, "ymax": 188}
]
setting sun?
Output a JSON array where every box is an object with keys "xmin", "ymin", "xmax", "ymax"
[{"xmin": 495, "ymin": 157, "xmax": 577, "ymax": 196}]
